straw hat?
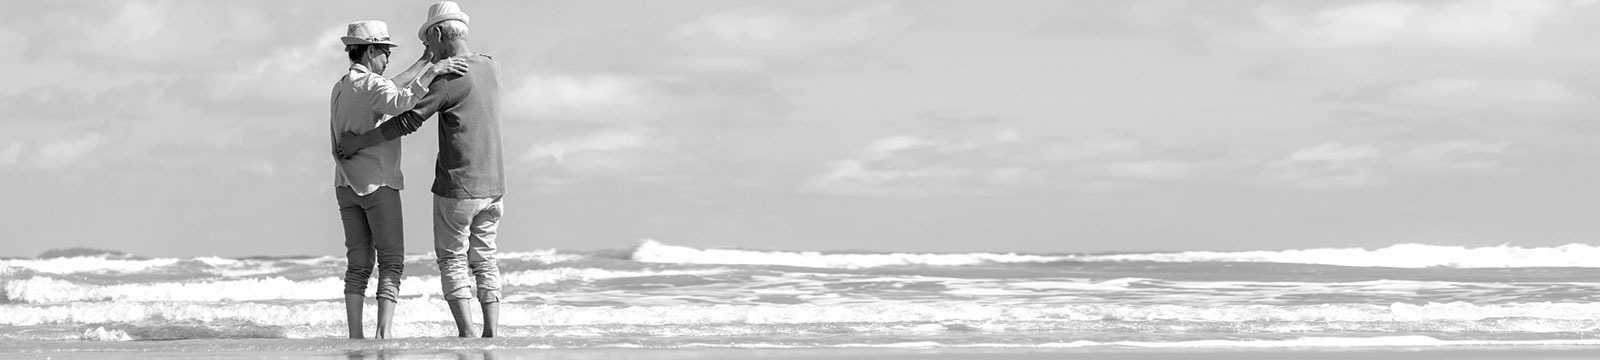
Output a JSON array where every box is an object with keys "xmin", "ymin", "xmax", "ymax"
[
  {"xmin": 341, "ymin": 20, "xmax": 399, "ymax": 47},
  {"xmin": 418, "ymin": 1, "xmax": 471, "ymax": 40}
]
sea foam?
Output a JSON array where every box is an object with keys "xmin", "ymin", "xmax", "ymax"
[
  {"xmin": 0, "ymin": 257, "xmax": 182, "ymax": 274},
  {"xmin": 1, "ymin": 267, "xmax": 734, "ymax": 303},
  {"xmin": 8, "ymin": 300, "xmax": 1600, "ymax": 327},
  {"xmin": 631, "ymin": 239, "xmax": 1061, "ymax": 269},
  {"xmin": 634, "ymin": 240, "xmax": 1600, "ymax": 268},
  {"xmin": 1079, "ymin": 243, "xmax": 1600, "ymax": 268}
]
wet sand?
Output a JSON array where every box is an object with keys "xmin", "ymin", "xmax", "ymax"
[{"xmin": 7, "ymin": 343, "xmax": 1600, "ymax": 360}]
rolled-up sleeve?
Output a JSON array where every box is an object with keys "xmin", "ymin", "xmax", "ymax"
[{"xmin": 375, "ymin": 75, "xmax": 454, "ymax": 141}]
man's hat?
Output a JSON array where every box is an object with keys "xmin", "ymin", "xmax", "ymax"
[
  {"xmin": 419, "ymin": 1, "xmax": 471, "ymax": 40},
  {"xmin": 341, "ymin": 20, "xmax": 399, "ymax": 47}
]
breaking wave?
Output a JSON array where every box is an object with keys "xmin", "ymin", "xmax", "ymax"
[
  {"xmin": 7, "ymin": 301, "xmax": 1600, "ymax": 340},
  {"xmin": 1, "ymin": 267, "xmax": 734, "ymax": 303},
  {"xmin": 632, "ymin": 241, "xmax": 1600, "ymax": 268},
  {"xmin": 1078, "ymin": 243, "xmax": 1600, "ymax": 268},
  {"xmin": 630, "ymin": 240, "xmax": 1061, "ymax": 269}
]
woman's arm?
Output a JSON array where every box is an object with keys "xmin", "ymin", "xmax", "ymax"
[
  {"xmin": 367, "ymin": 48, "xmax": 469, "ymax": 116},
  {"xmin": 388, "ymin": 45, "xmax": 468, "ymax": 91}
]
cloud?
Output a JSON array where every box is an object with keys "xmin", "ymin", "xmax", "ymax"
[
  {"xmin": 520, "ymin": 126, "xmax": 679, "ymax": 188},
  {"xmin": 1039, "ymin": 137, "xmax": 1143, "ymax": 162},
  {"xmin": 20, "ymin": 1, "xmax": 279, "ymax": 70},
  {"xmin": 1220, "ymin": 0, "xmax": 1600, "ymax": 107},
  {"xmin": 1252, "ymin": 0, "xmax": 1566, "ymax": 50},
  {"xmin": 503, "ymin": 73, "xmax": 653, "ymax": 121},
  {"xmin": 806, "ymin": 134, "xmax": 984, "ymax": 196},
  {"xmin": 0, "ymin": 142, "xmax": 22, "ymax": 167},
  {"xmin": 1383, "ymin": 77, "xmax": 1582, "ymax": 108},
  {"xmin": 1262, "ymin": 141, "xmax": 1513, "ymax": 189},
  {"xmin": 241, "ymin": 162, "xmax": 277, "ymax": 177},
  {"xmin": 1104, "ymin": 161, "xmax": 1196, "ymax": 180},
  {"xmin": 672, "ymin": 4, "xmax": 913, "ymax": 55},
  {"xmin": 806, "ymin": 131, "xmax": 1204, "ymax": 196},
  {"xmin": 666, "ymin": 3, "xmax": 917, "ymax": 73},
  {"xmin": 806, "ymin": 134, "xmax": 998, "ymax": 196},
  {"xmin": 526, "ymin": 126, "xmax": 652, "ymax": 165},
  {"xmin": 1400, "ymin": 141, "xmax": 1512, "ymax": 173},
  {"xmin": 36, "ymin": 133, "xmax": 105, "ymax": 169},
  {"xmin": 0, "ymin": 85, "xmax": 164, "ymax": 122},
  {"xmin": 201, "ymin": 26, "xmax": 346, "ymax": 112},
  {"xmin": 1264, "ymin": 143, "xmax": 1384, "ymax": 189},
  {"xmin": 810, "ymin": 159, "xmax": 977, "ymax": 197},
  {"xmin": 860, "ymin": 135, "xmax": 936, "ymax": 159}
]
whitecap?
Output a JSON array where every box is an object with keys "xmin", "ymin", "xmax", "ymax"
[
  {"xmin": 1080, "ymin": 243, "xmax": 1600, "ymax": 268},
  {"xmin": 631, "ymin": 239, "xmax": 1063, "ymax": 269}
]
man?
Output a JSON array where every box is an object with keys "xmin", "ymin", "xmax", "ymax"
[
  {"xmin": 335, "ymin": 1, "xmax": 506, "ymax": 338},
  {"xmin": 329, "ymin": 19, "xmax": 466, "ymax": 339}
]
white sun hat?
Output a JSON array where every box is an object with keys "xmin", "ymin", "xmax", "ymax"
[
  {"xmin": 341, "ymin": 20, "xmax": 399, "ymax": 47},
  {"xmin": 418, "ymin": 1, "xmax": 471, "ymax": 40}
]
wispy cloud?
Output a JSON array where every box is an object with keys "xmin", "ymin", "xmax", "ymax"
[
  {"xmin": 1222, "ymin": 0, "xmax": 1600, "ymax": 100},
  {"xmin": 240, "ymin": 162, "xmax": 277, "ymax": 177},
  {"xmin": 21, "ymin": 1, "xmax": 279, "ymax": 70},
  {"xmin": 1262, "ymin": 141, "xmax": 1513, "ymax": 189},
  {"xmin": 35, "ymin": 133, "xmax": 105, "ymax": 170},
  {"xmin": 1251, "ymin": 0, "xmax": 1565, "ymax": 50},
  {"xmin": 1383, "ymin": 77, "xmax": 1581, "ymax": 108},
  {"xmin": 672, "ymin": 4, "xmax": 914, "ymax": 55},
  {"xmin": 1104, "ymin": 161, "xmax": 1196, "ymax": 180},
  {"xmin": 0, "ymin": 85, "xmax": 165, "ymax": 122},
  {"xmin": 806, "ymin": 130, "xmax": 1205, "ymax": 196},
  {"xmin": 666, "ymin": 3, "xmax": 917, "ymax": 75},
  {"xmin": 1264, "ymin": 143, "xmax": 1385, "ymax": 189},
  {"xmin": 806, "ymin": 134, "xmax": 984, "ymax": 196},
  {"xmin": 526, "ymin": 126, "xmax": 652, "ymax": 165},
  {"xmin": 1399, "ymin": 141, "xmax": 1512, "ymax": 173},
  {"xmin": 0, "ymin": 142, "xmax": 22, "ymax": 167},
  {"xmin": 203, "ymin": 26, "xmax": 346, "ymax": 112},
  {"xmin": 504, "ymin": 73, "xmax": 652, "ymax": 121}
]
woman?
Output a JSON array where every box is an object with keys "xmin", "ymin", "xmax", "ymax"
[{"xmin": 329, "ymin": 19, "xmax": 467, "ymax": 339}]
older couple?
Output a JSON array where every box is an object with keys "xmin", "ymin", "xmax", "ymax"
[{"xmin": 329, "ymin": 1, "xmax": 506, "ymax": 339}]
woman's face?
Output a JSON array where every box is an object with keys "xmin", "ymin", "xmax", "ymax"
[{"xmin": 369, "ymin": 45, "xmax": 392, "ymax": 74}]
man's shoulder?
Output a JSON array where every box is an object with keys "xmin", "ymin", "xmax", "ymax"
[{"xmin": 467, "ymin": 54, "xmax": 498, "ymax": 69}]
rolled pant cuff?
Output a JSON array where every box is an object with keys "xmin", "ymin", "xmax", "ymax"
[
  {"xmin": 478, "ymin": 289, "xmax": 501, "ymax": 303},
  {"xmin": 443, "ymin": 287, "xmax": 475, "ymax": 301},
  {"xmin": 374, "ymin": 290, "xmax": 400, "ymax": 302}
]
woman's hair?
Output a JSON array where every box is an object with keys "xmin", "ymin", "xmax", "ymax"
[
  {"xmin": 428, "ymin": 20, "xmax": 469, "ymax": 42},
  {"xmin": 345, "ymin": 44, "xmax": 370, "ymax": 63}
]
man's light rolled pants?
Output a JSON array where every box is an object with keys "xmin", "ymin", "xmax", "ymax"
[{"xmin": 434, "ymin": 195, "xmax": 503, "ymax": 302}]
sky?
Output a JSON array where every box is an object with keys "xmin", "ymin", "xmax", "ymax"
[{"xmin": 3, "ymin": 0, "xmax": 1600, "ymax": 258}]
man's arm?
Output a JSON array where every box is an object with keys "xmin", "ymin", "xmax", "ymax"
[
  {"xmin": 334, "ymin": 110, "xmax": 428, "ymax": 158},
  {"xmin": 377, "ymin": 51, "xmax": 469, "ymax": 115}
]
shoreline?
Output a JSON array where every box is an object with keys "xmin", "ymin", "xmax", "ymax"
[{"xmin": 6, "ymin": 341, "xmax": 1600, "ymax": 360}]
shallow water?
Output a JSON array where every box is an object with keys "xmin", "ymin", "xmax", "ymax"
[{"xmin": 4, "ymin": 241, "xmax": 1600, "ymax": 352}]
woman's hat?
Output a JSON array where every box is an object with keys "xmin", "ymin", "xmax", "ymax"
[
  {"xmin": 419, "ymin": 1, "xmax": 470, "ymax": 40},
  {"xmin": 341, "ymin": 20, "xmax": 399, "ymax": 47}
]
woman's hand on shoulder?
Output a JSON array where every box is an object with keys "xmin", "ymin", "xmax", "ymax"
[{"xmin": 431, "ymin": 57, "xmax": 469, "ymax": 76}]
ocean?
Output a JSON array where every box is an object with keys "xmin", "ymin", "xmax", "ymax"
[{"xmin": 4, "ymin": 240, "xmax": 1600, "ymax": 357}]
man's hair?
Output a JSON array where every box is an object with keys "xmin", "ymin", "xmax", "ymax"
[
  {"xmin": 428, "ymin": 20, "xmax": 468, "ymax": 42},
  {"xmin": 345, "ymin": 44, "xmax": 370, "ymax": 63}
]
